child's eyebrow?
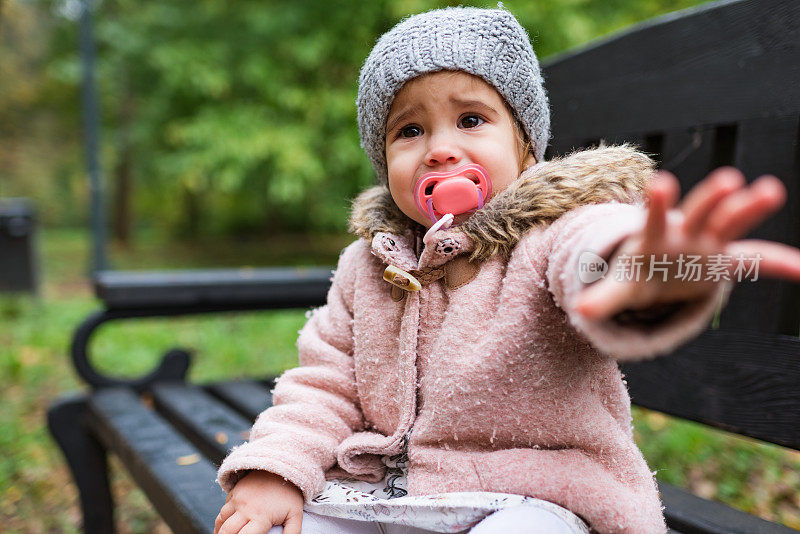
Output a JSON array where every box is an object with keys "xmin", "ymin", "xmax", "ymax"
[
  {"xmin": 449, "ymin": 98, "xmax": 499, "ymax": 117},
  {"xmin": 386, "ymin": 104, "xmax": 423, "ymax": 134},
  {"xmin": 385, "ymin": 98, "xmax": 499, "ymax": 135}
]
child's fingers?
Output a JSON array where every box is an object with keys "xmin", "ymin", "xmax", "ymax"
[
  {"xmin": 643, "ymin": 171, "xmax": 679, "ymax": 245},
  {"xmin": 239, "ymin": 520, "xmax": 272, "ymax": 534},
  {"xmin": 707, "ymin": 175, "xmax": 786, "ymax": 242},
  {"xmin": 218, "ymin": 511, "xmax": 249, "ymax": 534},
  {"xmin": 215, "ymin": 502, "xmax": 235, "ymax": 534},
  {"xmin": 680, "ymin": 166, "xmax": 745, "ymax": 237},
  {"xmin": 727, "ymin": 239, "xmax": 800, "ymax": 281},
  {"xmin": 282, "ymin": 509, "xmax": 304, "ymax": 534}
]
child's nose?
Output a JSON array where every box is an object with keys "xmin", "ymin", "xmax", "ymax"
[{"xmin": 424, "ymin": 132, "xmax": 462, "ymax": 167}]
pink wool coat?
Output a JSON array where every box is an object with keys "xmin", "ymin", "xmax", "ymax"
[{"xmin": 218, "ymin": 146, "xmax": 729, "ymax": 534}]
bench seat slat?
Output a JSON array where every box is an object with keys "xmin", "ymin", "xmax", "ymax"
[
  {"xmin": 660, "ymin": 482, "xmax": 798, "ymax": 533},
  {"xmin": 206, "ymin": 379, "xmax": 275, "ymax": 421},
  {"xmin": 151, "ymin": 382, "xmax": 253, "ymax": 464},
  {"xmin": 88, "ymin": 388, "xmax": 223, "ymax": 534}
]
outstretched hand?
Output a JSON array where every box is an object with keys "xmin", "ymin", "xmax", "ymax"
[{"xmin": 575, "ymin": 167, "xmax": 800, "ymax": 320}]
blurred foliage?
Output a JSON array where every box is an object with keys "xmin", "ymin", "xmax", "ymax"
[{"xmin": 1, "ymin": 0, "xmax": 711, "ymax": 238}]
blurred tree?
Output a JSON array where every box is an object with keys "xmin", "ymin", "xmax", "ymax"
[
  {"xmin": 2, "ymin": 0, "xmax": 711, "ymax": 241},
  {"xmin": 46, "ymin": 0, "xmax": 397, "ymax": 239},
  {"xmin": 0, "ymin": 1, "xmax": 84, "ymax": 227}
]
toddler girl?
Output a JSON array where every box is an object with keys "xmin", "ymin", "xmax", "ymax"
[{"xmin": 214, "ymin": 7, "xmax": 800, "ymax": 534}]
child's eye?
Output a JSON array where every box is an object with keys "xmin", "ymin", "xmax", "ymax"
[
  {"xmin": 399, "ymin": 125, "xmax": 423, "ymax": 138},
  {"xmin": 459, "ymin": 114, "xmax": 485, "ymax": 129}
]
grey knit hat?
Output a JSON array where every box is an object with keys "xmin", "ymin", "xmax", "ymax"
[{"xmin": 357, "ymin": 6, "xmax": 550, "ymax": 184}]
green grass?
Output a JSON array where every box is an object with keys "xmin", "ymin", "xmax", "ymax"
[
  {"xmin": 1, "ymin": 227, "xmax": 799, "ymax": 532},
  {"xmin": 0, "ymin": 293, "xmax": 310, "ymax": 532},
  {"xmin": 633, "ymin": 408, "xmax": 800, "ymax": 527}
]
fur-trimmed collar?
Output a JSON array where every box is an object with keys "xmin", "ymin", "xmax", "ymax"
[{"xmin": 349, "ymin": 144, "xmax": 655, "ymax": 261}]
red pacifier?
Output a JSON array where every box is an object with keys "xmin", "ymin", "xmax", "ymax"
[{"xmin": 413, "ymin": 164, "xmax": 492, "ymax": 224}]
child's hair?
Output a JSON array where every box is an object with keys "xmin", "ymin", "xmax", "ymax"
[
  {"xmin": 357, "ymin": 6, "xmax": 550, "ymax": 184},
  {"xmin": 510, "ymin": 111, "xmax": 536, "ymax": 171}
]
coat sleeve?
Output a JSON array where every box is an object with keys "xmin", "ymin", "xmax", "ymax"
[
  {"xmin": 216, "ymin": 241, "xmax": 365, "ymax": 500},
  {"xmin": 539, "ymin": 202, "xmax": 732, "ymax": 361}
]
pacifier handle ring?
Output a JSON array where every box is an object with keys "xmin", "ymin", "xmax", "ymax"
[
  {"xmin": 423, "ymin": 213, "xmax": 454, "ymax": 245},
  {"xmin": 426, "ymin": 198, "xmax": 439, "ymax": 223}
]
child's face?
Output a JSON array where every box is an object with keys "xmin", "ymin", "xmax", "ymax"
[{"xmin": 385, "ymin": 71, "xmax": 535, "ymax": 228}]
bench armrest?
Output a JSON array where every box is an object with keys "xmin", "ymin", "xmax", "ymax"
[
  {"xmin": 73, "ymin": 268, "xmax": 333, "ymax": 392},
  {"xmin": 94, "ymin": 267, "xmax": 333, "ymax": 311}
]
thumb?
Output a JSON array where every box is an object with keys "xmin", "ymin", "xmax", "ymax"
[
  {"xmin": 574, "ymin": 278, "xmax": 636, "ymax": 320},
  {"xmin": 282, "ymin": 508, "xmax": 303, "ymax": 534}
]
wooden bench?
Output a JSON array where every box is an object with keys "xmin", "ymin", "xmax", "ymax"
[{"xmin": 48, "ymin": 0, "xmax": 800, "ymax": 532}]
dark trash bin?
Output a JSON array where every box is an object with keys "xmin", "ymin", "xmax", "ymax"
[{"xmin": 0, "ymin": 198, "xmax": 38, "ymax": 294}]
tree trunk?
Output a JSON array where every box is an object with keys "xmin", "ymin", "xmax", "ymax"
[
  {"xmin": 112, "ymin": 136, "xmax": 132, "ymax": 245},
  {"xmin": 112, "ymin": 72, "xmax": 134, "ymax": 246}
]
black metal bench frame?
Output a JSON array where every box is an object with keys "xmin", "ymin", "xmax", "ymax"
[{"xmin": 48, "ymin": 0, "xmax": 800, "ymax": 532}]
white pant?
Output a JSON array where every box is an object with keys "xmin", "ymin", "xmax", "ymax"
[{"xmin": 266, "ymin": 505, "xmax": 583, "ymax": 533}]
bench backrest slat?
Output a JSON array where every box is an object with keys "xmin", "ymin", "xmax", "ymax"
[
  {"xmin": 622, "ymin": 330, "xmax": 800, "ymax": 451},
  {"xmin": 727, "ymin": 116, "xmax": 800, "ymax": 334},
  {"xmin": 543, "ymin": 0, "xmax": 800, "ymax": 140},
  {"xmin": 543, "ymin": 0, "xmax": 800, "ymax": 450}
]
